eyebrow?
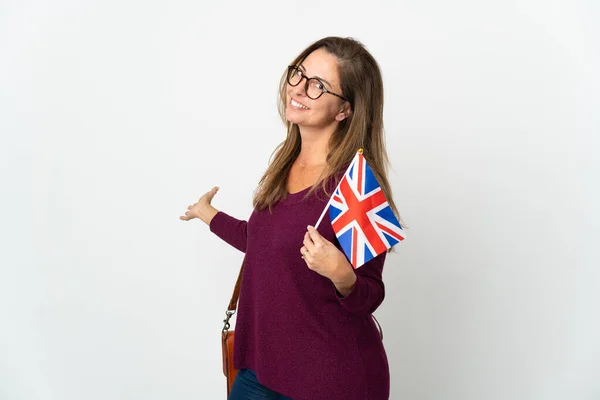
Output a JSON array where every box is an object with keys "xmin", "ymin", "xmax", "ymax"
[{"xmin": 299, "ymin": 64, "xmax": 333, "ymax": 89}]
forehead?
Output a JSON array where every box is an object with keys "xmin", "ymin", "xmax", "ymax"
[{"xmin": 301, "ymin": 48, "xmax": 340, "ymax": 88}]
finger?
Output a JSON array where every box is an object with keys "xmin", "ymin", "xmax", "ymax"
[
  {"xmin": 300, "ymin": 246, "xmax": 308, "ymax": 258},
  {"xmin": 306, "ymin": 225, "xmax": 325, "ymax": 245},
  {"xmin": 208, "ymin": 186, "xmax": 219, "ymax": 198},
  {"xmin": 303, "ymin": 232, "xmax": 316, "ymax": 253},
  {"xmin": 304, "ymin": 231, "xmax": 314, "ymax": 245},
  {"xmin": 187, "ymin": 205, "xmax": 192, "ymax": 210},
  {"xmin": 199, "ymin": 186, "xmax": 219, "ymax": 203},
  {"xmin": 300, "ymin": 247, "xmax": 313, "ymax": 267},
  {"xmin": 300, "ymin": 245, "xmax": 314, "ymax": 261}
]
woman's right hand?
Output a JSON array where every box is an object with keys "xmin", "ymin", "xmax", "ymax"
[{"xmin": 180, "ymin": 186, "xmax": 220, "ymax": 226}]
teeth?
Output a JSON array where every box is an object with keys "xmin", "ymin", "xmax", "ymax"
[{"xmin": 291, "ymin": 99, "xmax": 308, "ymax": 109}]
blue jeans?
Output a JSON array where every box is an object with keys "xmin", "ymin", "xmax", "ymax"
[{"xmin": 228, "ymin": 369, "xmax": 293, "ymax": 400}]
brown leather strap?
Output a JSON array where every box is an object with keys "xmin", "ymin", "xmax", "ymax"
[{"xmin": 227, "ymin": 258, "xmax": 245, "ymax": 311}]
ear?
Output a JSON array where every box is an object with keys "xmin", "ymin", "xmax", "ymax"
[{"xmin": 335, "ymin": 103, "xmax": 352, "ymax": 122}]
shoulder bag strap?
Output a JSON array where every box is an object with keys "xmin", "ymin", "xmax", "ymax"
[{"xmin": 222, "ymin": 258, "xmax": 245, "ymax": 338}]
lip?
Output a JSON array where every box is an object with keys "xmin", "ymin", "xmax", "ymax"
[{"xmin": 290, "ymin": 97, "xmax": 309, "ymax": 110}]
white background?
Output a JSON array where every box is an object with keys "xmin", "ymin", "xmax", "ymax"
[{"xmin": 1, "ymin": 0, "xmax": 598, "ymax": 399}]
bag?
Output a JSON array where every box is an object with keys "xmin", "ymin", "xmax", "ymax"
[
  {"xmin": 220, "ymin": 258, "xmax": 385, "ymax": 397},
  {"xmin": 221, "ymin": 323, "xmax": 236, "ymax": 397},
  {"xmin": 221, "ymin": 258, "xmax": 245, "ymax": 398}
]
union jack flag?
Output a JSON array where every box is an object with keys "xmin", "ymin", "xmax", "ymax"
[{"xmin": 329, "ymin": 151, "xmax": 405, "ymax": 268}]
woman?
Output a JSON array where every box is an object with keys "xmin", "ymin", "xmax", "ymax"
[{"xmin": 180, "ymin": 37, "xmax": 402, "ymax": 400}]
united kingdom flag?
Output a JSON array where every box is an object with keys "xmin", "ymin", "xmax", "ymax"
[{"xmin": 329, "ymin": 150, "xmax": 405, "ymax": 269}]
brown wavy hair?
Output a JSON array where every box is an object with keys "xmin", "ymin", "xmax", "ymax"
[{"xmin": 253, "ymin": 36, "xmax": 404, "ymax": 229}]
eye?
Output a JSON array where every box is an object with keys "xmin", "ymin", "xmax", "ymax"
[{"xmin": 315, "ymin": 81, "xmax": 324, "ymax": 90}]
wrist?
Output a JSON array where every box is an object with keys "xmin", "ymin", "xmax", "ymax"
[
  {"xmin": 203, "ymin": 207, "xmax": 219, "ymax": 226},
  {"xmin": 332, "ymin": 264, "xmax": 357, "ymax": 297}
]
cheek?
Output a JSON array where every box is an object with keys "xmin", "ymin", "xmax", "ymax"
[{"xmin": 322, "ymin": 101, "xmax": 341, "ymax": 119}]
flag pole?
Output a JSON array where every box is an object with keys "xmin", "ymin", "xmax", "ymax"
[
  {"xmin": 314, "ymin": 193, "xmax": 334, "ymax": 229},
  {"xmin": 314, "ymin": 148, "xmax": 363, "ymax": 229}
]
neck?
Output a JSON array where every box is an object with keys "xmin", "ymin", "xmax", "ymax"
[{"xmin": 296, "ymin": 124, "xmax": 337, "ymax": 166}]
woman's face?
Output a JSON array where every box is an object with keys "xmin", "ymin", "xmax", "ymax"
[{"xmin": 285, "ymin": 48, "xmax": 349, "ymax": 129}]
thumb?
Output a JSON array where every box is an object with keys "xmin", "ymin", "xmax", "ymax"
[
  {"xmin": 204, "ymin": 186, "xmax": 219, "ymax": 202},
  {"xmin": 307, "ymin": 225, "xmax": 325, "ymax": 243}
]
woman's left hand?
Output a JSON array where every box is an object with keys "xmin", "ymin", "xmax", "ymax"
[{"xmin": 301, "ymin": 226, "xmax": 356, "ymax": 288}]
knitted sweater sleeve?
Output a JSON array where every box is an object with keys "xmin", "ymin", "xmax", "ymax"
[
  {"xmin": 209, "ymin": 211, "xmax": 248, "ymax": 253},
  {"xmin": 333, "ymin": 251, "xmax": 387, "ymax": 316}
]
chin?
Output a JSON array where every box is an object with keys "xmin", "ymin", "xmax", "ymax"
[{"xmin": 285, "ymin": 109, "xmax": 304, "ymax": 125}]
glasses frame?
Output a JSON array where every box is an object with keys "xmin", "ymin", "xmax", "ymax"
[{"xmin": 286, "ymin": 66, "xmax": 348, "ymax": 101}]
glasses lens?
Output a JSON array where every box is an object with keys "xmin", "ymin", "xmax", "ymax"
[
  {"xmin": 288, "ymin": 67, "xmax": 302, "ymax": 86},
  {"xmin": 306, "ymin": 78, "xmax": 324, "ymax": 99}
]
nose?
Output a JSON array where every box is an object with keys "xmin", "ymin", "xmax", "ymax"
[{"xmin": 290, "ymin": 77, "xmax": 308, "ymax": 97}]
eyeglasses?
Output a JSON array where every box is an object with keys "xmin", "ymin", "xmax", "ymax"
[{"xmin": 286, "ymin": 66, "xmax": 347, "ymax": 101}]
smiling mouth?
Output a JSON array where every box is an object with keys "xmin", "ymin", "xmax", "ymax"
[{"xmin": 290, "ymin": 98, "xmax": 309, "ymax": 110}]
